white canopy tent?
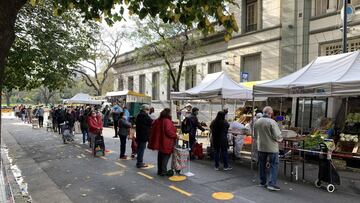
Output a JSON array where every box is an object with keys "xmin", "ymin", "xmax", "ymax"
[
  {"xmin": 254, "ymin": 51, "xmax": 360, "ymax": 98},
  {"xmin": 170, "ymin": 71, "xmax": 253, "ymax": 100},
  {"xmin": 63, "ymin": 93, "xmax": 102, "ymax": 105}
]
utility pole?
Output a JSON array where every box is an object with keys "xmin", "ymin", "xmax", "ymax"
[{"xmin": 343, "ymin": 0, "xmax": 348, "ymax": 53}]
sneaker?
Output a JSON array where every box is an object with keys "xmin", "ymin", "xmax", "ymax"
[
  {"xmin": 267, "ymin": 185, "xmax": 281, "ymax": 191},
  {"xmin": 113, "ymin": 136, "xmax": 118, "ymax": 138},
  {"xmin": 258, "ymin": 183, "xmax": 267, "ymax": 188},
  {"xmin": 131, "ymin": 154, "xmax": 135, "ymax": 159},
  {"xmin": 223, "ymin": 167, "xmax": 233, "ymax": 171},
  {"xmin": 119, "ymin": 155, "xmax": 128, "ymax": 160},
  {"xmin": 214, "ymin": 167, "xmax": 220, "ymax": 171}
]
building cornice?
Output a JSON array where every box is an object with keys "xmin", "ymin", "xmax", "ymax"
[{"xmin": 309, "ymin": 20, "xmax": 360, "ymax": 35}]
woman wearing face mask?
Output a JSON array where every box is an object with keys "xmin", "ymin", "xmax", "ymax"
[
  {"xmin": 118, "ymin": 112, "xmax": 132, "ymax": 159},
  {"xmin": 87, "ymin": 111, "xmax": 103, "ymax": 148}
]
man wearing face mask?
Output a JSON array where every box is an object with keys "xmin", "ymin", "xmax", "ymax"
[
  {"xmin": 135, "ymin": 104, "xmax": 153, "ymax": 168},
  {"xmin": 254, "ymin": 106, "xmax": 283, "ymax": 191}
]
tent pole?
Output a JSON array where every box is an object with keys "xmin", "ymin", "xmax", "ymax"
[
  {"xmin": 301, "ymin": 98, "xmax": 305, "ymax": 135},
  {"xmin": 345, "ymin": 97, "xmax": 349, "ymax": 118},
  {"xmin": 210, "ymin": 100, "xmax": 213, "ymax": 121},
  {"xmin": 251, "ymin": 95, "xmax": 255, "ymax": 171},
  {"xmin": 280, "ymin": 98, "xmax": 283, "ymax": 116}
]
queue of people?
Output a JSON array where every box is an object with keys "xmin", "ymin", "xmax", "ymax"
[
  {"xmin": 13, "ymin": 104, "xmax": 45, "ymax": 127},
  {"xmin": 15, "ymin": 101, "xmax": 282, "ymax": 191}
]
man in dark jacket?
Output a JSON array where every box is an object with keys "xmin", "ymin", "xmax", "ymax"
[
  {"xmin": 79, "ymin": 107, "xmax": 90, "ymax": 144},
  {"xmin": 56, "ymin": 105, "xmax": 65, "ymax": 134},
  {"xmin": 135, "ymin": 104, "xmax": 153, "ymax": 168},
  {"xmin": 187, "ymin": 107, "xmax": 205, "ymax": 153}
]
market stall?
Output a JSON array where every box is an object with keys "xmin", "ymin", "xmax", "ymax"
[
  {"xmin": 105, "ymin": 90, "xmax": 151, "ymax": 116},
  {"xmin": 254, "ymin": 51, "xmax": 360, "ymax": 172},
  {"xmin": 63, "ymin": 93, "xmax": 102, "ymax": 105}
]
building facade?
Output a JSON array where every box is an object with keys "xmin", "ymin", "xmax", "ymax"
[{"xmin": 113, "ymin": 0, "xmax": 360, "ymax": 106}]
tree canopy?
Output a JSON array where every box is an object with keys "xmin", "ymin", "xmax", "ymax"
[{"xmin": 4, "ymin": 1, "xmax": 100, "ymax": 91}]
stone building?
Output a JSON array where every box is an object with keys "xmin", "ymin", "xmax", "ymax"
[{"xmin": 112, "ymin": 0, "xmax": 360, "ymax": 122}]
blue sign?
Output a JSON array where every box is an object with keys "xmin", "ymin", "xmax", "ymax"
[{"xmin": 241, "ymin": 72, "xmax": 249, "ymax": 82}]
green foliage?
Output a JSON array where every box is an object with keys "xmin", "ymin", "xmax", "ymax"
[
  {"xmin": 47, "ymin": 0, "xmax": 239, "ymax": 41},
  {"xmin": 5, "ymin": 1, "xmax": 99, "ymax": 91},
  {"xmin": 132, "ymin": 17, "xmax": 202, "ymax": 91}
]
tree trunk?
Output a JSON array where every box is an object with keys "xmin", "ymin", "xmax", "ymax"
[
  {"xmin": 0, "ymin": 0, "xmax": 26, "ymax": 91},
  {"xmin": 5, "ymin": 94, "xmax": 11, "ymax": 106}
]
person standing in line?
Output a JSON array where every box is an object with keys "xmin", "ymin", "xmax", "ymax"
[
  {"xmin": 79, "ymin": 107, "xmax": 90, "ymax": 144},
  {"xmin": 123, "ymin": 106, "xmax": 130, "ymax": 121},
  {"xmin": 187, "ymin": 107, "xmax": 205, "ymax": 153},
  {"xmin": 87, "ymin": 110, "xmax": 103, "ymax": 148},
  {"xmin": 102, "ymin": 105, "xmax": 110, "ymax": 127},
  {"xmin": 118, "ymin": 112, "xmax": 132, "ymax": 159},
  {"xmin": 27, "ymin": 106, "xmax": 33, "ymax": 124},
  {"xmin": 65, "ymin": 108, "xmax": 76, "ymax": 135},
  {"xmin": 135, "ymin": 104, "xmax": 153, "ymax": 168},
  {"xmin": 254, "ymin": 106, "xmax": 283, "ymax": 191},
  {"xmin": 37, "ymin": 105, "xmax": 45, "ymax": 128},
  {"xmin": 210, "ymin": 111, "xmax": 232, "ymax": 171},
  {"xmin": 149, "ymin": 107, "xmax": 157, "ymax": 120},
  {"xmin": 111, "ymin": 102, "xmax": 123, "ymax": 138},
  {"xmin": 149, "ymin": 108, "xmax": 178, "ymax": 176}
]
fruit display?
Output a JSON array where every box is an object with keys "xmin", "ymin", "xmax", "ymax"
[{"xmin": 339, "ymin": 134, "xmax": 359, "ymax": 143}]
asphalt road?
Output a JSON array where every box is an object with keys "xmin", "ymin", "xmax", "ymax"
[{"xmin": 1, "ymin": 117, "xmax": 359, "ymax": 203}]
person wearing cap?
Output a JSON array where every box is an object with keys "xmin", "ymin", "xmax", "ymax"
[
  {"xmin": 135, "ymin": 104, "xmax": 153, "ymax": 168},
  {"xmin": 187, "ymin": 107, "xmax": 205, "ymax": 155}
]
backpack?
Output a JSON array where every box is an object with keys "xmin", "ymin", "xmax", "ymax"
[{"xmin": 181, "ymin": 117, "xmax": 192, "ymax": 133}]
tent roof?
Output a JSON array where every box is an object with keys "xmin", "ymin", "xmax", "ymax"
[
  {"xmin": 64, "ymin": 93, "xmax": 102, "ymax": 105},
  {"xmin": 254, "ymin": 51, "xmax": 360, "ymax": 97},
  {"xmin": 171, "ymin": 71, "xmax": 253, "ymax": 100}
]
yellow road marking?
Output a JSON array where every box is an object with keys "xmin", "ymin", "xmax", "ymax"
[
  {"xmin": 169, "ymin": 185, "xmax": 192, "ymax": 197},
  {"xmin": 75, "ymin": 145, "xmax": 81, "ymax": 148},
  {"xmin": 212, "ymin": 192, "xmax": 234, "ymax": 200},
  {"xmin": 115, "ymin": 162, "xmax": 127, "ymax": 168},
  {"xmin": 81, "ymin": 154, "xmax": 86, "ymax": 158},
  {"xmin": 137, "ymin": 172, "xmax": 154, "ymax": 180},
  {"xmin": 103, "ymin": 171, "xmax": 124, "ymax": 176},
  {"xmin": 99, "ymin": 156, "xmax": 108, "ymax": 160},
  {"xmin": 85, "ymin": 149, "xmax": 92, "ymax": 153},
  {"xmin": 169, "ymin": 175, "xmax": 187, "ymax": 182},
  {"xmin": 76, "ymin": 155, "xmax": 82, "ymax": 159}
]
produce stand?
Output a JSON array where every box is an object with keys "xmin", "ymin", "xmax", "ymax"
[{"xmin": 254, "ymin": 52, "xmax": 360, "ymax": 175}]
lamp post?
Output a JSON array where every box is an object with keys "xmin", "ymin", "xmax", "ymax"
[{"xmin": 343, "ymin": 0, "xmax": 348, "ymax": 53}]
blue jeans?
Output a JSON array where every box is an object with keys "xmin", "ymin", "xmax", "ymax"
[
  {"xmin": 258, "ymin": 152, "xmax": 279, "ymax": 187},
  {"xmin": 214, "ymin": 146, "xmax": 229, "ymax": 168},
  {"xmin": 136, "ymin": 142, "xmax": 147, "ymax": 167},
  {"xmin": 82, "ymin": 129, "xmax": 88, "ymax": 144}
]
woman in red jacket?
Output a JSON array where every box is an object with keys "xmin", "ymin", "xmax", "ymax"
[
  {"xmin": 149, "ymin": 108, "xmax": 178, "ymax": 176},
  {"xmin": 87, "ymin": 110, "xmax": 103, "ymax": 148}
]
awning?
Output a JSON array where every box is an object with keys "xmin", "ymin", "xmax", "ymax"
[{"xmin": 254, "ymin": 51, "xmax": 360, "ymax": 98}]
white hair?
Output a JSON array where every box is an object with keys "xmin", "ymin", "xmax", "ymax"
[{"xmin": 263, "ymin": 106, "xmax": 273, "ymax": 115}]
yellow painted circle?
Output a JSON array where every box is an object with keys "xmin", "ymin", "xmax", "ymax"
[
  {"xmin": 212, "ymin": 192, "xmax": 234, "ymax": 200},
  {"xmin": 142, "ymin": 164, "xmax": 154, "ymax": 169},
  {"xmin": 169, "ymin": 175, "xmax": 187, "ymax": 182}
]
